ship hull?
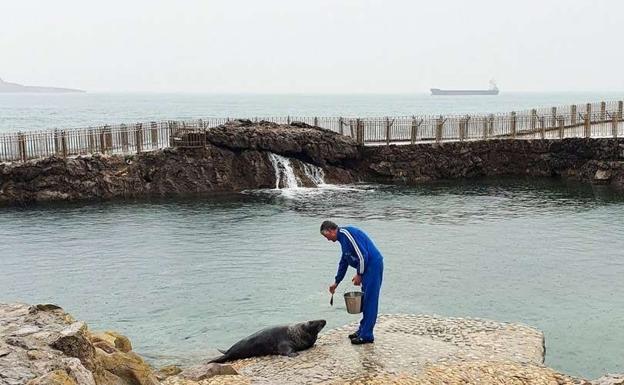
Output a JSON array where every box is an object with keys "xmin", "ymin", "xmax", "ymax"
[{"xmin": 430, "ymin": 88, "xmax": 499, "ymax": 95}]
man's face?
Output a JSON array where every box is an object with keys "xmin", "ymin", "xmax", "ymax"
[{"xmin": 321, "ymin": 229, "xmax": 338, "ymax": 242}]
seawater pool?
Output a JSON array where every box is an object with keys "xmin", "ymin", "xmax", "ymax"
[{"xmin": 1, "ymin": 178, "xmax": 623, "ymax": 378}]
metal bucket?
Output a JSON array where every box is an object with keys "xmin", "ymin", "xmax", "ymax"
[{"xmin": 343, "ymin": 291, "xmax": 363, "ymax": 314}]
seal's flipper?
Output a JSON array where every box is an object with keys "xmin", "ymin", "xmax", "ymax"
[
  {"xmin": 277, "ymin": 341, "xmax": 295, "ymax": 357},
  {"xmin": 207, "ymin": 354, "xmax": 228, "ymax": 364},
  {"xmin": 217, "ymin": 349, "xmax": 227, "ymax": 354}
]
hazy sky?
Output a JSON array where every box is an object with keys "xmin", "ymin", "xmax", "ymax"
[{"xmin": 1, "ymin": 0, "xmax": 623, "ymax": 93}]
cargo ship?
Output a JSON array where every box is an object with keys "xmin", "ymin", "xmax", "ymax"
[{"xmin": 431, "ymin": 80, "xmax": 499, "ymax": 96}]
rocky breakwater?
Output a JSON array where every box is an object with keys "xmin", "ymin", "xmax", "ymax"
[
  {"xmin": 0, "ymin": 120, "xmax": 360, "ymax": 205},
  {"xmin": 361, "ymin": 138, "xmax": 624, "ymax": 190},
  {"xmin": 177, "ymin": 314, "xmax": 581, "ymax": 385},
  {"xmin": 0, "ymin": 303, "xmax": 161, "ymax": 385},
  {"xmin": 2, "ymin": 303, "xmax": 622, "ymax": 385}
]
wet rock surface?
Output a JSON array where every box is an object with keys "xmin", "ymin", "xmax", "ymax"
[
  {"xmin": 361, "ymin": 138, "xmax": 624, "ymax": 190},
  {"xmin": 1, "ymin": 125, "xmax": 623, "ymax": 205},
  {"xmin": 214, "ymin": 314, "xmax": 553, "ymax": 384},
  {"xmin": 2, "ymin": 303, "xmax": 619, "ymax": 385},
  {"xmin": 0, "ymin": 303, "xmax": 158, "ymax": 385},
  {"xmin": 0, "ymin": 121, "xmax": 360, "ymax": 205},
  {"xmin": 202, "ymin": 120, "xmax": 361, "ymax": 167}
]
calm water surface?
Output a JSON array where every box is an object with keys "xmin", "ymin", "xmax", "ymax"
[
  {"xmin": 1, "ymin": 178, "xmax": 623, "ymax": 378},
  {"xmin": 1, "ymin": 92, "xmax": 623, "ymax": 132}
]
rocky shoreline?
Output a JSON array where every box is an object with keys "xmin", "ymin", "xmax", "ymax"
[
  {"xmin": 3, "ymin": 302, "xmax": 624, "ymax": 385},
  {"xmin": 1, "ymin": 121, "xmax": 623, "ymax": 205}
]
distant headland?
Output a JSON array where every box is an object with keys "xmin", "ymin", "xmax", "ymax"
[{"xmin": 0, "ymin": 77, "xmax": 85, "ymax": 93}]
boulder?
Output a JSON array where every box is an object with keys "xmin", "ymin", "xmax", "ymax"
[
  {"xmin": 90, "ymin": 331, "xmax": 132, "ymax": 353},
  {"xmin": 94, "ymin": 348, "xmax": 159, "ymax": 385},
  {"xmin": 592, "ymin": 374, "xmax": 624, "ymax": 385},
  {"xmin": 26, "ymin": 370, "xmax": 77, "ymax": 385},
  {"xmin": 0, "ymin": 303, "xmax": 159, "ymax": 385},
  {"xmin": 179, "ymin": 363, "xmax": 238, "ymax": 381},
  {"xmin": 155, "ymin": 365, "xmax": 182, "ymax": 381},
  {"xmin": 51, "ymin": 322, "xmax": 96, "ymax": 371}
]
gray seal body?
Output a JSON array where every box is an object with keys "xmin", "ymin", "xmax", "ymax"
[{"xmin": 209, "ymin": 320, "xmax": 326, "ymax": 363}]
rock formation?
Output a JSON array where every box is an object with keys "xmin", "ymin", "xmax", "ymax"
[
  {"xmin": 0, "ymin": 121, "xmax": 361, "ymax": 205},
  {"xmin": 360, "ymin": 138, "xmax": 624, "ymax": 189},
  {"xmin": 3, "ymin": 303, "xmax": 621, "ymax": 385},
  {"xmin": 1, "ymin": 122, "xmax": 623, "ymax": 206},
  {"xmin": 0, "ymin": 303, "xmax": 159, "ymax": 385}
]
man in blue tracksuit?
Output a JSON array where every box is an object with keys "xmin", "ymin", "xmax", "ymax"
[{"xmin": 320, "ymin": 220, "xmax": 384, "ymax": 344}]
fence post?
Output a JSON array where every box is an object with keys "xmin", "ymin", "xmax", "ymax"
[
  {"xmin": 385, "ymin": 117, "xmax": 390, "ymax": 145},
  {"xmin": 511, "ymin": 112, "xmax": 517, "ymax": 139},
  {"xmin": 540, "ymin": 116, "xmax": 546, "ymax": 139},
  {"xmin": 135, "ymin": 123, "xmax": 143, "ymax": 154},
  {"xmin": 53, "ymin": 129, "xmax": 60, "ymax": 155},
  {"xmin": 570, "ymin": 105, "xmax": 577, "ymax": 126},
  {"xmin": 121, "ymin": 124, "xmax": 129, "ymax": 153},
  {"xmin": 88, "ymin": 128, "xmax": 95, "ymax": 154},
  {"xmin": 356, "ymin": 119, "xmax": 363, "ymax": 145},
  {"xmin": 151, "ymin": 122, "xmax": 158, "ymax": 148},
  {"xmin": 459, "ymin": 118, "xmax": 465, "ymax": 142},
  {"xmin": 411, "ymin": 117, "xmax": 417, "ymax": 144},
  {"xmin": 168, "ymin": 121, "xmax": 175, "ymax": 147},
  {"xmin": 585, "ymin": 103, "xmax": 591, "ymax": 138},
  {"xmin": 612, "ymin": 113, "xmax": 618, "ymax": 138},
  {"xmin": 618, "ymin": 101, "xmax": 623, "ymax": 121},
  {"xmin": 482, "ymin": 117, "xmax": 488, "ymax": 139},
  {"xmin": 105, "ymin": 125, "xmax": 113, "ymax": 153},
  {"xmin": 99, "ymin": 128, "xmax": 105, "ymax": 154},
  {"xmin": 17, "ymin": 132, "xmax": 26, "ymax": 162},
  {"xmin": 61, "ymin": 130, "xmax": 68, "ymax": 158},
  {"xmin": 558, "ymin": 117, "xmax": 565, "ymax": 139},
  {"xmin": 435, "ymin": 116, "xmax": 444, "ymax": 143},
  {"xmin": 600, "ymin": 101, "xmax": 606, "ymax": 121},
  {"xmin": 530, "ymin": 109, "xmax": 537, "ymax": 133},
  {"xmin": 314, "ymin": 117, "xmax": 318, "ymax": 127},
  {"xmin": 287, "ymin": 116, "xmax": 291, "ymax": 125},
  {"xmin": 488, "ymin": 114, "xmax": 495, "ymax": 137},
  {"xmin": 338, "ymin": 117, "xmax": 344, "ymax": 135},
  {"xmin": 550, "ymin": 107, "xmax": 557, "ymax": 128}
]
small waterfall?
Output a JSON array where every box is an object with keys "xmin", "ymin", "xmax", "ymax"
[
  {"xmin": 302, "ymin": 162, "xmax": 326, "ymax": 186},
  {"xmin": 268, "ymin": 153, "xmax": 300, "ymax": 189},
  {"xmin": 268, "ymin": 153, "xmax": 326, "ymax": 189}
]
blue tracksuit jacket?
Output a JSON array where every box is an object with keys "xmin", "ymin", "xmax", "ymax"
[{"xmin": 334, "ymin": 225, "xmax": 384, "ymax": 341}]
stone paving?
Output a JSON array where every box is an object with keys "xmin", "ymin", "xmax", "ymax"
[{"xmin": 215, "ymin": 314, "xmax": 553, "ymax": 384}]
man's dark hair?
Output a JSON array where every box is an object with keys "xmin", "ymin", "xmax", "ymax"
[{"xmin": 320, "ymin": 220, "xmax": 338, "ymax": 233}]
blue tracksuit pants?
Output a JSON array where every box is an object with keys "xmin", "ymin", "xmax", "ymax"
[
  {"xmin": 358, "ymin": 259, "xmax": 383, "ymax": 341},
  {"xmin": 334, "ymin": 226, "xmax": 384, "ymax": 341}
]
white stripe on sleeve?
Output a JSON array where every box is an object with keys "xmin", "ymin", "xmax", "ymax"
[{"xmin": 340, "ymin": 229, "xmax": 365, "ymax": 274}]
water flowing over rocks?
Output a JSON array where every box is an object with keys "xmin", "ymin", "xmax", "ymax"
[
  {"xmin": 0, "ymin": 121, "xmax": 360, "ymax": 205},
  {"xmin": 1, "ymin": 122, "xmax": 623, "ymax": 205},
  {"xmin": 201, "ymin": 120, "xmax": 361, "ymax": 168}
]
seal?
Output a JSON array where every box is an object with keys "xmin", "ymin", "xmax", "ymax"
[{"xmin": 208, "ymin": 319, "xmax": 326, "ymax": 363}]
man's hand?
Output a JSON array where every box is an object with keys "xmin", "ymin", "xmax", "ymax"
[
  {"xmin": 352, "ymin": 274, "xmax": 362, "ymax": 286},
  {"xmin": 329, "ymin": 282, "xmax": 338, "ymax": 294}
]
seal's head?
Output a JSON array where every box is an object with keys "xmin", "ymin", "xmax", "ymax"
[
  {"xmin": 287, "ymin": 320, "xmax": 327, "ymax": 350},
  {"xmin": 304, "ymin": 319, "xmax": 326, "ymax": 335}
]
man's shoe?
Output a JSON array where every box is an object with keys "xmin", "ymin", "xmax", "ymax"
[
  {"xmin": 348, "ymin": 332, "xmax": 359, "ymax": 339},
  {"xmin": 350, "ymin": 337, "xmax": 374, "ymax": 345}
]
